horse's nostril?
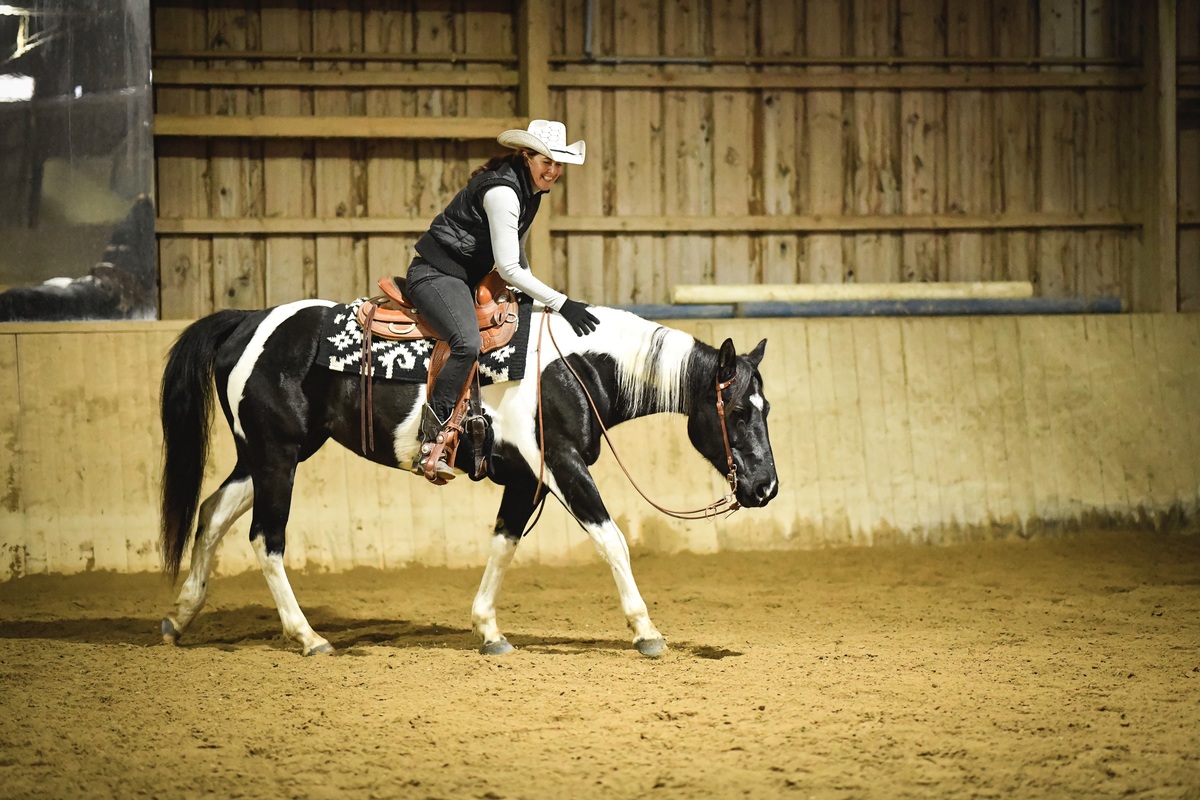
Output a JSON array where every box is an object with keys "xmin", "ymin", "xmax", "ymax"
[{"xmin": 754, "ymin": 480, "xmax": 778, "ymax": 502}]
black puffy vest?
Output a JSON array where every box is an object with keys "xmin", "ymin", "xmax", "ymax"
[{"xmin": 415, "ymin": 157, "xmax": 542, "ymax": 285}]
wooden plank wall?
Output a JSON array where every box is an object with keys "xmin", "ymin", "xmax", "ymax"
[
  {"xmin": 1182, "ymin": 0, "xmax": 1200, "ymax": 311},
  {"xmin": 2, "ymin": 314, "xmax": 1199, "ymax": 580},
  {"xmin": 154, "ymin": 0, "xmax": 520, "ymax": 317},
  {"xmin": 149, "ymin": 0, "xmax": 1177, "ymax": 316}
]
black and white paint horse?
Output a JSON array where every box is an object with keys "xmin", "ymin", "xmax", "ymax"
[{"xmin": 159, "ymin": 298, "xmax": 779, "ymax": 657}]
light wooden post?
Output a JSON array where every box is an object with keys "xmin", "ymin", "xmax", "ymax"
[
  {"xmin": 1138, "ymin": 0, "xmax": 1179, "ymax": 312},
  {"xmin": 517, "ymin": 0, "xmax": 553, "ymax": 280}
]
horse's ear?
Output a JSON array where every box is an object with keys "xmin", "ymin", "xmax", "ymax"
[
  {"xmin": 717, "ymin": 338, "xmax": 737, "ymax": 383},
  {"xmin": 747, "ymin": 338, "xmax": 767, "ymax": 368}
]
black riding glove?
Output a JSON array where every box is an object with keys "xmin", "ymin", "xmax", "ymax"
[{"xmin": 559, "ymin": 298, "xmax": 600, "ymax": 336}]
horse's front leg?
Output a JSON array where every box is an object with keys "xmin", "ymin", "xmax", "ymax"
[
  {"xmin": 547, "ymin": 455, "xmax": 667, "ymax": 658},
  {"xmin": 472, "ymin": 477, "xmax": 541, "ymax": 655}
]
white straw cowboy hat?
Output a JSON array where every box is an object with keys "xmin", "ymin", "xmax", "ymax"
[{"xmin": 497, "ymin": 119, "xmax": 586, "ymax": 165}]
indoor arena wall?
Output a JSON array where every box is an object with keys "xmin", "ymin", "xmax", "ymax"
[{"xmin": 2, "ymin": 313, "xmax": 1197, "ymax": 580}]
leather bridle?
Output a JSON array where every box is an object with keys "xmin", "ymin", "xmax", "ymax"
[
  {"xmin": 533, "ymin": 312, "xmax": 741, "ymax": 521},
  {"xmin": 713, "ymin": 373, "xmax": 740, "ymax": 501}
]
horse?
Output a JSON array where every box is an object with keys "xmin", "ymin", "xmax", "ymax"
[{"xmin": 158, "ymin": 293, "xmax": 780, "ymax": 658}]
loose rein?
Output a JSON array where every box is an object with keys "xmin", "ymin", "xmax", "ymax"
[{"xmin": 532, "ymin": 311, "xmax": 741, "ymax": 523}]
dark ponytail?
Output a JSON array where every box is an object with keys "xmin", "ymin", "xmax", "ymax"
[{"xmin": 472, "ymin": 151, "xmax": 528, "ymax": 178}]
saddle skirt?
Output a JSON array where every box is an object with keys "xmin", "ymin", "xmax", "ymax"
[{"xmin": 356, "ymin": 270, "xmax": 520, "ymax": 354}]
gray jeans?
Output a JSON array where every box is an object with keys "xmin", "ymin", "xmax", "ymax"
[{"xmin": 404, "ymin": 258, "xmax": 482, "ymax": 421}]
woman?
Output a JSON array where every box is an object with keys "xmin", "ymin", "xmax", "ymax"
[{"xmin": 405, "ymin": 119, "xmax": 600, "ymax": 483}]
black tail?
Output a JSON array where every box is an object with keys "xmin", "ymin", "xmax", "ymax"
[{"xmin": 160, "ymin": 310, "xmax": 248, "ymax": 579}]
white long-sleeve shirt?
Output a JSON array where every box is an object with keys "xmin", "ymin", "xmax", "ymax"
[{"xmin": 481, "ymin": 185, "xmax": 567, "ymax": 312}]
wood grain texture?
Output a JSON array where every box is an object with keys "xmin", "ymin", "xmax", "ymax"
[
  {"xmin": 154, "ymin": 3, "xmax": 211, "ymax": 319},
  {"xmin": 672, "ymin": 281, "xmax": 1033, "ymax": 303},
  {"xmin": 149, "ymin": 2, "xmax": 1162, "ymax": 316}
]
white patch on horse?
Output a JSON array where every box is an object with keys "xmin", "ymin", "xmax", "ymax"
[
  {"xmin": 481, "ymin": 308, "xmax": 699, "ymax": 482},
  {"xmin": 228, "ymin": 300, "xmax": 335, "ymax": 440},
  {"xmin": 251, "ymin": 536, "xmax": 330, "ymax": 655},
  {"xmin": 580, "ymin": 518, "xmax": 661, "ymax": 643},
  {"xmin": 471, "ymin": 533, "xmax": 519, "ymax": 645},
  {"xmin": 609, "ymin": 314, "xmax": 695, "ymax": 414},
  {"xmin": 759, "ymin": 476, "xmax": 778, "ymax": 499},
  {"xmin": 750, "ymin": 392, "xmax": 764, "ymax": 411},
  {"xmin": 390, "ymin": 385, "xmax": 428, "ymax": 468},
  {"xmin": 530, "ymin": 306, "xmax": 696, "ymax": 413},
  {"xmin": 169, "ymin": 477, "xmax": 254, "ymax": 633}
]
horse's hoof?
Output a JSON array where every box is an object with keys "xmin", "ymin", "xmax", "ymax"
[
  {"xmin": 303, "ymin": 641, "xmax": 335, "ymax": 656},
  {"xmin": 161, "ymin": 617, "xmax": 180, "ymax": 645},
  {"xmin": 635, "ymin": 637, "xmax": 667, "ymax": 658},
  {"xmin": 480, "ymin": 637, "xmax": 515, "ymax": 656}
]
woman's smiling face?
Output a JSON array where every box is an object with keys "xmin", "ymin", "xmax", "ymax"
[{"xmin": 524, "ymin": 152, "xmax": 564, "ymax": 191}]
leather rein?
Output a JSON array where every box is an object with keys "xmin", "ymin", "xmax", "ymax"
[{"xmin": 533, "ymin": 312, "xmax": 741, "ymax": 521}]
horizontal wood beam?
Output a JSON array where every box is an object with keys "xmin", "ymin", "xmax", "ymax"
[
  {"xmin": 548, "ymin": 71, "xmax": 1141, "ymax": 91},
  {"xmin": 0, "ymin": 321, "xmax": 187, "ymax": 335},
  {"xmin": 155, "ymin": 213, "xmax": 1141, "ymax": 236},
  {"xmin": 551, "ymin": 56, "xmax": 1140, "ymax": 67},
  {"xmin": 621, "ymin": 296, "xmax": 1126, "ymax": 318},
  {"xmin": 736, "ymin": 296, "xmax": 1123, "ymax": 317},
  {"xmin": 672, "ymin": 281, "xmax": 1034, "ymax": 304},
  {"xmin": 152, "ymin": 50, "xmax": 1135, "ymax": 68},
  {"xmin": 153, "ymin": 115, "xmax": 526, "ymax": 139},
  {"xmin": 155, "ymin": 217, "xmax": 430, "ymax": 235},
  {"xmin": 151, "ymin": 63, "xmax": 1143, "ymax": 94},
  {"xmin": 1181, "ymin": 209, "xmax": 1200, "ymax": 227},
  {"xmin": 553, "ymin": 212, "xmax": 1140, "ymax": 233},
  {"xmin": 154, "ymin": 50, "xmax": 516, "ymax": 64},
  {"xmin": 153, "ymin": 68, "xmax": 519, "ymax": 88}
]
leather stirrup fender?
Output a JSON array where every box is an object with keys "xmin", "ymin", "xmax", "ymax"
[
  {"xmin": 358, "ymin": 270, "xmax": 512, "ymax": 469},
  {"xmin": 418, "ymin": 362, "xmax": 480, "ymax": 485}
]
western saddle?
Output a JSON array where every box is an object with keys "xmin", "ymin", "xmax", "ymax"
[{"xmin": 356, "ymin": 270, "xmax": 521, "ymax": 484}]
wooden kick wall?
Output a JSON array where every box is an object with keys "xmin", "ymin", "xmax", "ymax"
[
  {"xmin": 151, "ymin": 0, "xmax": 1196, "ymax": 317},
  {"xmin": 2, "ymin": 314, "xmax": 1199, "ymax": 580}
]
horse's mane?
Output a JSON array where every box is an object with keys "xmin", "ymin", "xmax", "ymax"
[{"xmin": 599, "ymin": 308, "xmax": 697, "ymax": 416}]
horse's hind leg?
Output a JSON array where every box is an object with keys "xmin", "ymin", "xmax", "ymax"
[
  {"xmin": 252, "ymin": 538, "xmax": 331, "ymax": 656},
  {"xmin": 249, "ymin": 460, "xmax": 332, "ymax": 656},
  {"xmin": 162, "ymin": 473, "xmax": 253, "ymax": 644}
]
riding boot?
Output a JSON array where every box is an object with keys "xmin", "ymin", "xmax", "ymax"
[{"xmin": 413, "ymin": 403, "xmax": 457, "ymax": 485}]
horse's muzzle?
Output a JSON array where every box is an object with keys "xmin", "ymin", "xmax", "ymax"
[{"xmin": 738, "ymin": 474, "xmax": 779, "ymax": 508}]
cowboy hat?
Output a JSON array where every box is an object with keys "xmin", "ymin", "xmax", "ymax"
[{"xmin": 497, "ymin": 119, "xmax": 586, "ymax": 165}]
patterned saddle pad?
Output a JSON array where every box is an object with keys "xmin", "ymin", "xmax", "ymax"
[{"xmin": 315, "ymin": 294, "xmax": 533, "ymax": 385}]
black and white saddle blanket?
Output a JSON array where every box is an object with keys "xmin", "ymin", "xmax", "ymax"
[{"xmin": 315, "ymin": 295, "xmax": 534, "ymax": 385}]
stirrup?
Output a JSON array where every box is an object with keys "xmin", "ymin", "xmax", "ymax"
[{"xmin": 413, "ymin": 404, "xmax": 457, "ymax": 485}]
